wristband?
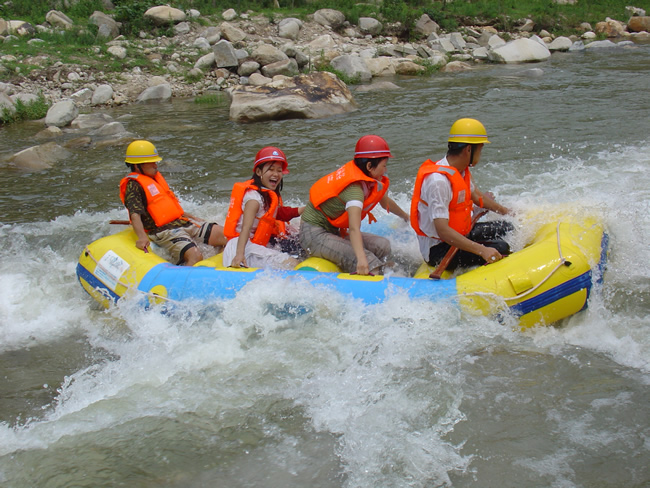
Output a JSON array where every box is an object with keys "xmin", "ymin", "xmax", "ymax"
[{"xmin": 479, "ymin": 196, "xmax": 484, "ymax": 208}]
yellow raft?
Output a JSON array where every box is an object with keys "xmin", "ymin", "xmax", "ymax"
[{"xmin": 77, "ymin": 210, "xmax": 607, "ymax": 328}]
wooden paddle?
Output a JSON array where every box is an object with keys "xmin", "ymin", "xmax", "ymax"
[
  {"xmin": 429, "ymin": 209, "xmax": 489, "ymax": 280},
  {"xmin": 109, "ymin": 220, "xmax": 131, "ymax": 225}
]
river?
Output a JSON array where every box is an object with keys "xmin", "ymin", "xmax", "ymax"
[{"xmin": 1, "ymin": 44, "xmax": 649, "ymax": 487}]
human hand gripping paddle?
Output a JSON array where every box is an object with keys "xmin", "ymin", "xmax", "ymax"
[{"xmin": 429, "ymin": 209, "xmax": 489, "ymax": 280}]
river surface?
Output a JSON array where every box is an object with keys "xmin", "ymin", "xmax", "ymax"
[{"xmin": 1, "ymin": 44, "xmax": 649, "ymax": 487}]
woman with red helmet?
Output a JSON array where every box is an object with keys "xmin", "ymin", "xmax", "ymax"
[
  {"xmin": 222, "ymin": 146, "xmax": 305, "ymax": 269},
  {"xmin": 299, "ymin": 135, "xmax": 409, "ymax": 275}
]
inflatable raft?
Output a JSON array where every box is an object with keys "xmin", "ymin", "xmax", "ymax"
[{"xmin": 77, "ymin": 211, "xmax": 607, "ymax": 328}]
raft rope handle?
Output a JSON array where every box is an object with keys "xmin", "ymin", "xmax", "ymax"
[
  {"xmin": 462, "ymin": 221, "xmax": 569, "ymax": 303},
  {"xmin": 82, "ymin": 246, "xmax": 176, "ymax": 304}
]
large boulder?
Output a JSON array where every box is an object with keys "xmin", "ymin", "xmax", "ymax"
[
  {"xmin": 89, "ymin": 11, "xmax": 119, "ymax": 39},
  {"xmin": 628, "ymin": 16, "xmax": 650, "ymax": 32},
  {"xmin": 144, "ymin": 6, "xmax": 186, "ymax": 25},
  {"xmin": 45, "ymin": 99, "xmax": 78, "ymax": 127},
  {"xmin": 46, "ymin": 10, "xmax": 74, "ymax": 29},
  {"xmin": 219, "ymin": 21, "xmax": 246, "ymax": 42},
  {"xmin": 251, "ymin": 44, "xmax": 289, "ymax": 66},
  {"xmin": 359, "ymin": 17, "xmax": 382, "ymax": 36},
  {"xmin": 227, "ymin": 71, "xmax": 357, "ymax": 123},
  {"xmin": 136, "ymin": 84, "xmax": 172, "ymax": 103},
  {"xmin": 10, "ymin": 143, "xmax": 72, "ymax": 171},
  {"xmin": 331, "ymin": 54, "xmax": 372, "ymax": 83},
  {"xmin": 488, "ymin": 38, "xmax": 551, "ymax": 63},
  {"xmin": 213, "ymin": 40, "xmax": 238, "ymax": 68},
  {"xmin": 313, "ymin": 9, "xmax": 345, "ymax": 29}
]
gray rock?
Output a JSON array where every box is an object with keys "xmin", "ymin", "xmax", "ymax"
[
  {"xmin": 92, "ymin": 84, "xmax": 114, "ymax": 105},
  {"xmin": 0, "ymin": 92, "xmax": 15, "ymax": 117},
  {"xmin": 252, "ymin": 44, "xmax": 289, "ymax": 66},
  {"xmin": 228, "ymin": 71, "xmax": 356, "ymax": 123},
  {"xmin": 222, "ymin": 8, "xmax": 237, "ymax": 21},
  {"xmin": 11, "ymin": 142, "xmax": 72, "ymax": 171},
  {"xmin": 278, "ymin": 18, "xmax": 301, "ymax": 40},
  {"xmin": 488, "ymin": 38, "xmax": 551, "ymax": 63},
  {"xmin": 238, "ymin": 60, "xmax": 260, "ymax": 76},
  {"xmin": 89, "ymin": 11, "xmax": 119, "ymax": 39},
  {"xmin": 261, "ymin": 59, "xmax": 299, "ymax": 78},
  {"xmin": 359, "ymin": 17, "xmax": 382, "ymax": 36},
  {"xmin": 331, "ymin": 54, "xmax": 372, "ymax": 82},
  {"xmin": 144, "ymin": 6, "xmax": 186, "ymax": 25},
  {"xmin": 213, "ymin": 40, "xmax": 238, "ymax": 68},
  {"xmin": 548, "ymin": 36, "xmax": 573, "ymax": 51},
  {"xmin": 136, "ymin": 84, "xmax": 172, "ymax": 104},
  {"xmin": 415, "ymin": 14, "xmax": 439, "ymax": 37},
  {"xmin": 194, "ymin": 52, "xmax": 215, "ymax": 70},
  {"xmin": 45, "ymin": 99, "xmax": 79, "ymax": 127},
  {"xmin": 313, "ymin": 9, "xmax": 345, "ymax": 29},
  {"xmin": 71, "ymin": 113, "xmax": 114, "ymax": 130},
  {"xmin": 46, "ymin": 10, "xmax": 74, "ymax": 30},
  {"xmin": 219, "ymin": 22, "xmax": 246, "ymax": 42}
]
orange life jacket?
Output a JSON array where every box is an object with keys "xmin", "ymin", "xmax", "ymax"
[
  {"xmin": 410, "ymin": 160, "xmax": 473, "ymax": 237},
  {"xmin": 309, "ymin": 160, "xmax": 389, "ymax": 229},
  {"xmin": 119, "ymin": 172, "xmax": 185, "ymax": 231},
  {"xmin": 223, "ymin": 180, "xmax": 287, "ymax": 246}
]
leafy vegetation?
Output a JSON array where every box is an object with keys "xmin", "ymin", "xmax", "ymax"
[{"xmin": 1, "ymin": 93, "xmax": 50, "ymax": 123}]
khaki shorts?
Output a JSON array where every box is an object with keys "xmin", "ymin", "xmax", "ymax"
[
  {"xmin": 299, "ymin": 220, "xmax": 390, "ymax": 273},
  {"xmin": 149, "ymin": 222, "xmax": 215, "ymax": 264}
]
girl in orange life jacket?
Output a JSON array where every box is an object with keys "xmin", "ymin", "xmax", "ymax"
[
  {"xmin": 299, "ymin": 135, "xmax": 409, "ymax": 276},
  {"xmin": 222, "ymin": 147, "xmax": 305, "ymax": 270},
  {"xmin": 120, "ymin": 140, "xmax": 226, "ymax": 266}
]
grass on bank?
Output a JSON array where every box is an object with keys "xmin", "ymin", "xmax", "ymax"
[
  {"xmin": 1, "ymin": 94, "xmax": 49, "ymax": 123},
  {"xmin": 0, "ymin": 0, "xmax": 638, "ymax": 36}
]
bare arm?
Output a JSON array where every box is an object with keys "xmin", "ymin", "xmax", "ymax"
[
  {"xmin": 435, "ymin": 218, "xmax": 503, "ymax": 263},
  {"xmin": 230, "ymin": 199, "xmax": 260, "ymax": 268},
  {"xmin": 347, "ymin": 206, "xmax": 370, "ymax": 275},
  {"xmin": 130, "ymin": 213, "xmax": 150, "ymax": 252},
  {"xmin": 379, "ymin": 194, "xmax": 409, "ymax": 222},
  {"xmin": 472, "ymin": 189, "xmax": 511, "ymax": 216}
]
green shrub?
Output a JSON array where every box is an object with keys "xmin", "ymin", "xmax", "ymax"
[{"xmin": 1, "ymin": 94, "xmax": 50, "ymax": 124}]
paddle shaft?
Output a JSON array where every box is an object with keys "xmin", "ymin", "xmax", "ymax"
[{"xmin": 429, "ymin": 209, "xmax": 489, "ymax": 280}]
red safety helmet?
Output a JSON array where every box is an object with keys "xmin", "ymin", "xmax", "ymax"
[
  {"xmin": 253, "ymin": 146, "xmax": 289, "ymax": 174},
  {"xmin": 354, "ymin": 135, "xmax": 393, "ymax": 159}
]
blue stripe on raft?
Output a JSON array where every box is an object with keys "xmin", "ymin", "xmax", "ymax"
[
  {"xmin": 76, "ymin": 263, "xmax": 121, "ymax": 303},
  {"xmin": 510, "ymin": 270, "xmax": 592, "ymax": 317},
  {"xmin": 136, "ymin": 264, "xmax": 460, "ymax": 305},
  {"xmin": 510, "ymin": 233, "xmax": 608, "ymax": 318}
]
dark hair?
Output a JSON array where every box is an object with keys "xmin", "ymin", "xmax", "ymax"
[
  {"xmin": 252, "ymin": 164, "xmax": 283, "ymax": 210},
  {"xmin": 126, "ymin": 163, "xmax": 139, "ymax": 172},
  {"xmin": 354, "ymin": 157, "xmax": 384, "ymax": 177},
  {"xmin": 447, "ymin": 142, "xmax": 469, "ymax": 156}
]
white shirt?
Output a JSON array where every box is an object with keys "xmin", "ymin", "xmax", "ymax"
[{"xmin": 416, "ymin": 157, "xmax": 474, "ymax": 260}]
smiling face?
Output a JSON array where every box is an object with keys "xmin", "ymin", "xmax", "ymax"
[
  {"xmin": 255, "ymin": 161, "xmax": 284, "ymax": 190},
  {"xmin": 367, "ymin": 157, "xmax": 388, "ymax": 180}
]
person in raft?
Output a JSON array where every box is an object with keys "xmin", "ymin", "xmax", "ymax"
[
  {"xmin": 222, "ymin": 146, "xmax": 305, "ymax": 270},
  {"xmin": 299, "ymin": 135, "xmax": 409, "ymax": 276},
  {"xmin": 120, "ymin": 140, "xmax": 227, "ymax": 266},
  {"xmin": 410, "ymin": 118, "xmax": 514, "ymax": 271}
]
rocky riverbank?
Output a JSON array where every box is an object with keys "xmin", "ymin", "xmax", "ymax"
[{"xmin": 1, "ymin": 4, "xmax": 649, "ymax": 168}]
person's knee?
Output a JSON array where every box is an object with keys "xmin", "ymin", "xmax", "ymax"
[
  {"xmin": 209, "ymin": 224, "xmax": 227, "ymax": 247},
  {"xmin": 181, "ymin": 246, "xmax": 203, "ymax": 266}
]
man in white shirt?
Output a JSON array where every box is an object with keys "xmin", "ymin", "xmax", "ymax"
[{"xmin": 410, "ymin": 118, "xmax": 513, "ymax": 270}]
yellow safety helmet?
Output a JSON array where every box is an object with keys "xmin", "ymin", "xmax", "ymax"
[
  {"xmin": 125, "ymin": 140, "xmax": 163, "ymax": 164},
  {"xmin": 448, "ymin": 118, "xmax": 490, "ymax": 144}
]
